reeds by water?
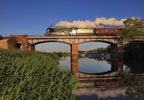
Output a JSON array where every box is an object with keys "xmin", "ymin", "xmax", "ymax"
[{"xmin": 0, "ymin": 49, "xmax": 77, "ymax": 100}]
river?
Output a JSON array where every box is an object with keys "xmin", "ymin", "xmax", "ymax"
[{"xmin": 59, "ymin": 56, "xmax": 144, "ymax": 100}]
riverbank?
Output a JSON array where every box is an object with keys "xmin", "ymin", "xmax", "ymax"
[{"xmin": 0, "ymin": 49, "xmax": 78, "ymax": 100}]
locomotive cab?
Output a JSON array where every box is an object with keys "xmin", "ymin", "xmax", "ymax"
[{"xmin": 46, "ymin": 28, "xmax": 54, "ymax": 33}]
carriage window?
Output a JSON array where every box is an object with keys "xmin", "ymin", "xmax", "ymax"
[
  {"xmin": 101, "ymin": 29, "xmax": 104, "ymax": 32},
  {"xmin": 105, "ymin": 29, "xmax": 108, "ymax": 32},
  {"xmin": 110, "ymin": 29, "xmax": 113, "ymax": 32}
]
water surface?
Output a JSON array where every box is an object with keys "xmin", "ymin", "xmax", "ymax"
[{"xmin": 59, "ymin": 56, "xmax": 144, "ymax": 100}]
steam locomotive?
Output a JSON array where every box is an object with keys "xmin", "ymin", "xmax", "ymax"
[{"xmin": 45, "ymin": 28, "xmax": 119, "ymax": 36}]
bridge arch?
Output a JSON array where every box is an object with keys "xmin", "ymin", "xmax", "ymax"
[
  {"xmin": 31, "ymin": 41, "xmax": 71, "ymax": 46},
  {"xmin": 15, "ymin": 43, "xmax": 22, "ymax": 49},
  {"xmin": 78, "ymin": 41, "xmax": 123, "ymax": 59},
  {"xmin": 29, "ymin": 41, "xmax": 71, "ymax": 52},
  {"xmin": 77, "ymin": 71, "xmax": 119, "ymax": 79},
  {"xmin": 78, "ymin": 41, "xmax": 112, "ymax": 53},
  {"xmin": 79, "ymin": 40, "xmax": 117, "ymax": 45},
  {"xmin": 26, "ymin": 36, "xmax": 123, "ymax": 58}
]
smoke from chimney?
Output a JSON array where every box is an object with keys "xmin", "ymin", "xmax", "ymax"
[{"xmin": 51, "ymin": 17, "xmax": 127, "ymax": 28}]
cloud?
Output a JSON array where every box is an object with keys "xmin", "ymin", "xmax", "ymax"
[{"xmin": 51, "ymin": 17, "xmax": 127, "ymax": 28}]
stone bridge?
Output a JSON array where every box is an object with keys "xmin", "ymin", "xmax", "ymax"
[
  {"xmin": 28, "ymin": 35, "xmax": 123, "ymax": 57},
  {"xmin": 26, "ymin": 36, "xmax": 124, "ymax": 71},
  {"xmin": 0, "ymin": 35, "xmax": 124, "ymax": 57},
  {"xmin": 0, "ymin": 35, "xmax": 124, "ymax": 73}
]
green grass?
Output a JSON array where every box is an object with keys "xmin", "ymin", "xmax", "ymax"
[{"xmin": 0, "ymin": 49, "xmax": 78, "ymax": 100}]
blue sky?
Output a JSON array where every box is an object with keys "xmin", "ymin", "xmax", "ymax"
[{"xmin": 0, "ymin": 0, "xmax": 143, "ymax": 52}]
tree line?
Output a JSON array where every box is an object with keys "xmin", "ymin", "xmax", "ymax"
[{"xmin": 118, "ymin": 18, "xmax": 144, "ymax": 41}]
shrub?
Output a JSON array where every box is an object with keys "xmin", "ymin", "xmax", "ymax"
[{"xmin": 7, "ymin": 37, "xmax": 17, "ymax": 49}]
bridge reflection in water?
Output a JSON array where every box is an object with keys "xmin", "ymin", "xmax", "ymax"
[
  {"xmin": 70, "ymin": 55, "xmax": 127, "ymax": 99},
  {"xmin": 71, "ymin": 54, "xmax": 123, "ymax": 88},
  {"xmin": 60, "ymin": 54, "xmax": 144, "ymax": 99},
  {"xmin": 70, "ymin": 56, "xmax": 144, "ymax": 100}
]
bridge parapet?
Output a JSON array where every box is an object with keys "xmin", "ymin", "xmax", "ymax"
[{"xmin": 27, "ymin": 36, "xmax": 122, "ymax": 45}]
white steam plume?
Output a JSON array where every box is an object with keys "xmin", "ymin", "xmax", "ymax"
[{"xmin": 51, "ymin": 17, "xmax": 127, "ymax": 28}]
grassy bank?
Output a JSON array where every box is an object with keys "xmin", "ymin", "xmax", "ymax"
[{"xmin": 0, "ymin": 49, "xmax": 78, "ymax": 100}]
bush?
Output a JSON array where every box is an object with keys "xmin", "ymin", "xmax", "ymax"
[{"xmin": 7, "ymin": 37, "xmax": 17, "ymax": 49}]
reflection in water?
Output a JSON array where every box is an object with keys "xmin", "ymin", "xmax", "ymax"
[
  {"xmin": 59, "ymin": 56, "xmax": 144, "ymax": 100},
  {"xmin": 119, "ymin": 74, "xmax": 144, "ymax": 98},
  {"xmin": 59, "ymin": 57, "xmax": 71, "ymax": 70},
  {"xmin": 59, "ymin": 56, "xmax": 112, "ymax": 73},
  {"xmin": 74, "ymin": 87, "xmax": 126, "ymax": 99},
  {"xmin": 78, "ymin": 58, "xmax": 111, "ymax": 73},
  {"xmin": 124, "ymin": 59, "xmax": 144, "ymax": 73}
]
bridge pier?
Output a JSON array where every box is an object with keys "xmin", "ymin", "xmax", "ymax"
[
  {"xmin": 28, "ymin": 45, "xmax": 35, "ymax": 51},
  {"xmin": 71, "ymin": 56, "xmax": 78, "ymax": 73},
  {"xmin": 71, "ymin": 43, "xmax": 78, "ymax": 73},
  {"xmin": 71, "ymin": 43, "xmax": 78, "ymax": 55},
  {"xmin": 111, "ymin": 60, "xmax": 123, "ymax": 73},
  {"xmin": 21, "ymin": 45, "xmax": 28, "ymax": 50}
]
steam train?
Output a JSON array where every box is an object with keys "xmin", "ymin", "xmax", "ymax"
[{"xmin": 45, "ymin": 28, "xmax": 119, "ymax": 36}]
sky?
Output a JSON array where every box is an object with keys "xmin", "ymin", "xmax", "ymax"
[{"xmin": 0, "ymin": 0, "xmax": 144, "ymax": 52}]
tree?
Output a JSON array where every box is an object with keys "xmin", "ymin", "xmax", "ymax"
[
  {"xmin": 0, "ymin": 35, "xmax": 3, "ymax": 40},
  {"xmin": 124, "ymin": 41, "xmax": 144, "ymax": 60},
  {"xmin": 7, "ymin": 37, "xmax": 17, "ymax": 49},
  {"xmin": 117, "ymin": 18, "xmax": 144, "ymax": 41}
]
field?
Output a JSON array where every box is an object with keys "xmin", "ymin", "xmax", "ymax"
[{"xmin": 0, "ymin": 49, "xmax": 78, "ymax": 100}]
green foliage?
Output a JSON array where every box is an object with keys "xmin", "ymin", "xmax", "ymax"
[
  {"xmin": 124, "ymin": 18, "xmax": 144, "ymax": 28},
  {"xmin": 88, "ymin": 45, "xmax": 111, "ymax": 53},
  {"xmin": 123, "ymin": 41, "xmax": 144, "ymax": 73},
  {"xmin": 78, "ymin": 50, "xmax": 85, "ymax": 54},
  {"xmin": 119, "ymin": 75, "xmax": 144, "ymax": 97},
  {"xmin": 124, "ymin": 41, "xmax": 144, "ymax": 60},
  {"xmin": 7, "ymin": 37, "xmax": 17, "ymax": 49},
  {"xmin": 0, "ymin": 35, "xmax": 3, "ymax": 40},
  {"xmin": 55, "ymin": 52, "xmax": 71, "ymax": 58},
  {"xmin": 117, "ymin": 18, "xmax": 144, "ymax": 41},
  {"xmin": 27, "ymin": 42, "xmax": 31, "ymax": 47},
  {"xmin": 0, "ymin": 49, "xmax": 78, "ymax": 100},
  {"xmin": 7, "ymin": 37, "xmax": 17, "ymax": 44}
]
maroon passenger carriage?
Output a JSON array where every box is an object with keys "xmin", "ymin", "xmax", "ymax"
[{"xmin": 94, "ymin": 28, "xmax": 118, "ymax": 36}]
